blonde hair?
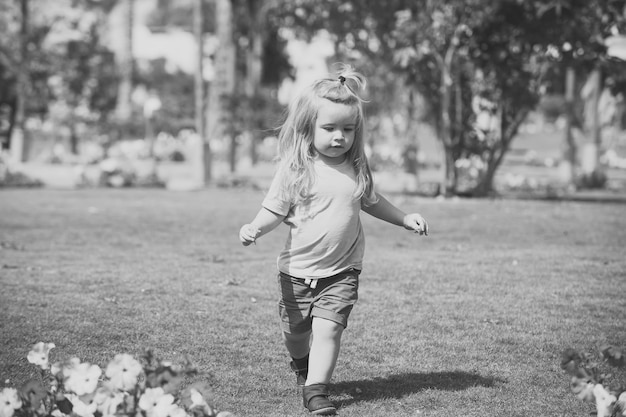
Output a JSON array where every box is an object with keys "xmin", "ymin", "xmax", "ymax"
[{"xmin": 276, "ymin": 64, "xmax": 378, "ymax": 206}]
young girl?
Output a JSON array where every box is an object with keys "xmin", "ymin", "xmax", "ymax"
[{"xmin": 239, "ymin": 65, "xmax": 428, "ymax": 415}]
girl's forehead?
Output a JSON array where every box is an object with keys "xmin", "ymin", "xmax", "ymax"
[{"xmin": 316, "ymin": 100, "xmax": 358, "ymax": 123}]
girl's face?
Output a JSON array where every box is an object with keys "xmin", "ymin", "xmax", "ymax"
[{"xmin": 312, "ymin": 99, "xmax": 358, "ymax": 165}]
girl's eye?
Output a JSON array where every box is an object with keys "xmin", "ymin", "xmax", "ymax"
[
  {"xmin": 323, "ymin": 127, "xmax": 334, "ymax": 132},
  {"xmin": 344, "ymin": 127, "xmax": 354, "ymax": 132}
]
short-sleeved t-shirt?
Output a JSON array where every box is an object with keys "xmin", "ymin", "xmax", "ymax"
[{"xmin": 262, "ymin": 159, "xmax": 364, "ymax": 279}]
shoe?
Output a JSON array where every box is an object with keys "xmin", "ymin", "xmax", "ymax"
[
  {"xmin": 302, "ymin": 384, "xmax": 336, "ymax": 415},
  {"xmin": 290, "ymin": 360, "xmax": 308, "ymax": 386}
]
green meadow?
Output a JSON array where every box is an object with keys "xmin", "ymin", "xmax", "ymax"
[{"xmin": 1, "ymin": 188, "xmax": 625, "ymax": 416}]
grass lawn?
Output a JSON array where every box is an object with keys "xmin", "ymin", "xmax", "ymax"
[{"xmin": 1, "ymin": 188, "xmax": 625, "ymax": 417}]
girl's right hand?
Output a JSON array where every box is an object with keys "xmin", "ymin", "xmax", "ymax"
[{"xmin": 239, "ymin": 224, "xmax": 261, "ymax": 246}]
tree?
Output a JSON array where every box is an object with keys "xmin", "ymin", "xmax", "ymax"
[
  {"xmin": 272, "ymin": 0, "xmax": 626, "ymax": 196},
  {"xmin": 392, "ymin": 1, "xmax": 479, "ymax": 195},
  {"xmin": 115, "ymin": 0, "xmax": 134, "ymax": 129},
  {"xmin": 535, "ymin": 0, "xmax": 626, "ymax": 188},
  {"xmin": 46, "ymin": 7, "xmax": 119, "ymax": 154},
  {"xmin": 206, "ymin": 0, "xmax": 288, "ymax": 176},
  {"xmin": 141, "ymin": 0, "xmax": 288, "ymax": 182},
  {"xmin": 10, "ymin": 0, "xmax": 29, "ymax": 162},
  {"xmin": 193, "ymin": 0, "xmax": 209, "ymax": 182},
  {"xmin": 1, "ymin": 0, "xmax": 120, "ymax": 162},
  {"xmin": 0, "ymin": 2, "xmax": 18, "ymax": 151},
  {"xmin": 271, "ymin": 0, "xmax": 482, "ymax": 194},
  {"xmin": 206, "ymin": 0, "xmax": 235, "ymax": 179}
]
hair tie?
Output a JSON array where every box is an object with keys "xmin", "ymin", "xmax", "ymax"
[{"xmin": 338, "ymin": 75, "xmax": 346, "ymax": 85}]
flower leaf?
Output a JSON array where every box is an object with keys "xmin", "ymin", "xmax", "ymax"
[
  {"xmin": 56, "ymin": 395, "xmax": 73, "ymax": 414},
  {"xmin": 561, "ymin": 348, "xmax": 583, "ymax": 375},
  {"xmin": 615, "ymin": 391, "xmax": 626, "ymax": 416},
  {"xmin": 570, "ymin": 376, "xmax": 595, "ymax": 402},
  {"xmin": 601, "ymin": 345, "xmax": 625, "ymax": 368},
  {"xmin": 19, "ymin": 379, "xmax": 47, "ymax": 409}
]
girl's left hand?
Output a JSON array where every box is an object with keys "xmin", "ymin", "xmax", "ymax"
[
  {"xmin": 403, "ymin": 213, "xmax": 428, "ymax": 236},
  {"xmin": 239, "ymin": 224, "xmax": 261, "ymax": 246}
]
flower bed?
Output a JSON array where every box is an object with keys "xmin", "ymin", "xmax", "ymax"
[
  {"xmin": 561, "ymin": 344, "xmax": 626, "ymax": 417},
  {"xmin": 0, "ymin": 343, "xmax": 235, "ymax": 417}
]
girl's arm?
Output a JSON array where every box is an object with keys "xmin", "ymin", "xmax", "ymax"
[
  {"xmin": 239, "ymin": 207, "xmax": 286, "ymax": 246},
  {"xmin": 362, "ymin": 193, "xmax": 428, "ymax": 235}
]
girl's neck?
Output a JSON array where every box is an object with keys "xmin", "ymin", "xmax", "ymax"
[{"xmin": 314, "ymin": 153, "xmax": 347, "ymax": 166}]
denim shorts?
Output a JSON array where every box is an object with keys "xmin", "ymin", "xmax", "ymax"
[{"xmin": 277, "ymin": 268, "xmax": 360, "ymax": 334}]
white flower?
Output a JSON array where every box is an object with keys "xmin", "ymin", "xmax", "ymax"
[
  {"xmin": 65, "ymin": 394, "xmax": 98, "ymax": 417},
  {"xmin": 594, "ymin": 384, "xmax": 617, "ymax": 417},
  {"xmin": 64, "ymin": 361, "xmax": 102, "ymax": 396},
  {"xmin": 153, "ymin": 403, "xmax": 187, "ymax": 417},
  {"xmin": 27, "ymin": 342, "xmax": 56, "ymax": 370},
  {"xmin": 51, "ymin": 357, "xmax": 80, "ymax": 378},
  {"xmin": 0, "ymin": 388, "xmax": 22, "ymax": 417},
  {"xmin": 189, "ymin": 388, "xmax": 207, "ymax": 408},
  {"xmin": 93, "ymin": 383, "xmax": 125, "ymax": 417},
  {"xmin": 105, "ymin": 354, "xmax": 143, "ymax": 391},
  {"xmin": 139, "ymin": 388, "xmax": 176, "ymax": 417}
]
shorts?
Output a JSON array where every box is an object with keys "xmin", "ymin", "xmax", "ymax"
[{"xmin": 277, "ymin": 268, "xmax": 360, "ymax": 334}]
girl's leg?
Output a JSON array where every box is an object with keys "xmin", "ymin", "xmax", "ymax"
[
  {"xmin": 283, "ymin": 329, "xmax": 311, "ymax": 359},
  {"xmin": 305, "ymin": 317, "xmax": 344, "ymax": 386}
]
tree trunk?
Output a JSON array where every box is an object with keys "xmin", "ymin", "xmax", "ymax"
[
  {"xmin": 563, "ymin": 66, "xmax": 578, "ymax": 183},
  {"xmin": 587, "ymin": 68, "xmax": 602, "ymax": 174},
  {"xmin": 206, "ymin": 0, "xmax": 236, "ymax": 173},
  {"xmin": 439, "ymin": 70, "xmax": 457, "ymax": 196},
  {"xmin": 472, "ymin": 108, "xmax": 530, "ymax": 196},
  {"xmin": 246, "ymin": 26, "xmax": 263, "ymax": 166},
  {"xmin": 9, "ymin": 0, "xmax": 28, "ymax": 162},
  {"xmin": 115, "ymin": 0, "xmax": 133, "ymax": 129},
  {"xmin": 194, "ymin": 0, "xmax": 211, "ymax": 183},
  {"xmin": 442, "ymin": 144, "xmax": 457, "ymax": 196},
  {"xmin": 590, "ymin": 69, "xmax": 601, "ymax": 154},
  {"xmin": 70, "ymin": 123, "xmax": 79, "ymax": 155},
  {"xmin": 436, "ymin": 37, "xmax": 460, "ymax": 197}
]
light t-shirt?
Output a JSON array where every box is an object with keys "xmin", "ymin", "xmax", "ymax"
[{"xmin": 262, "ymin": 159, "xmax": 364, "ymax": 279}]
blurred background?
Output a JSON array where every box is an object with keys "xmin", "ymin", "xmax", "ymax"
[{"xmin": 1, "ymin": 0, "xmax": 626, "ymax": 198}]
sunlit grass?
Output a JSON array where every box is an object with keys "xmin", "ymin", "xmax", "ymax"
[{"xmin": 1, "ymin": 189, "xmax": 625, "ymax": 416}]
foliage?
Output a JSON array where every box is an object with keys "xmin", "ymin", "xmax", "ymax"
[
  {"xmin": 135, "ymin": 59, "xmax": 196, "ymax": 135},
  {"xmin": 0, "ymin": 0, "xmax": 120, "ymax": 152},
  {"xmin": 147, "ymin": 0, "xmax": 216, "ymax": 33},
  {"xmin": 45, "ymin": 11, "xmax": 119, "ymax": 151},
  {"xmin": 221, "ymin": 90, "xmax": 283, "ymax": 137},
  {"xmin": 0, "ymin": 152, "xmax": 43, "ymax": 188},
  {"xmin": 0, "ymin": 343, "xmax": 234, "ymax": 417},
  {"xmin": 561, "ymin": 345, "xmax": 626, "ymax": 417},
  {"xmin": 271, "ymin": 0, "xmax": 626, "ymax": 196}
]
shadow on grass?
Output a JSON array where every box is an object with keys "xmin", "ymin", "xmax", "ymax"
[{"xmin": 331, "ymin": 371, "xmax": 505, "ymax": 407}]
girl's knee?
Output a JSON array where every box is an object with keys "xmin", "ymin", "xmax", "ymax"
[
  {"xmin": 312, "ymin": 317, "xmax": 345, "ymax": 337},
  {"xmin": 283, "ymin": 330, "xmax": 311, "ymax": 343}
]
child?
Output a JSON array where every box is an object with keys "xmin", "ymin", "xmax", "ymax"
[{"xmin": 239, "ymin": 65, "xmax": 428, "ymax": 415}]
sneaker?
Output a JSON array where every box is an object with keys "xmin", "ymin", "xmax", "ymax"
[
  {"xmin": 290, "ymin": 360, "xmax": 308, "ymax": 386},
  {"xmin": 302, "ymin": 384, "xmax": 336, "ymax": 415}
]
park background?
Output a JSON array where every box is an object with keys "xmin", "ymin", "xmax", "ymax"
[
  {"xmin": 1, "ymin": 1, "xmax": 626, "ymax": 417},
  {"xmin": 1, "ymin": 0, "xmax": 626, "ymax": 198}
]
